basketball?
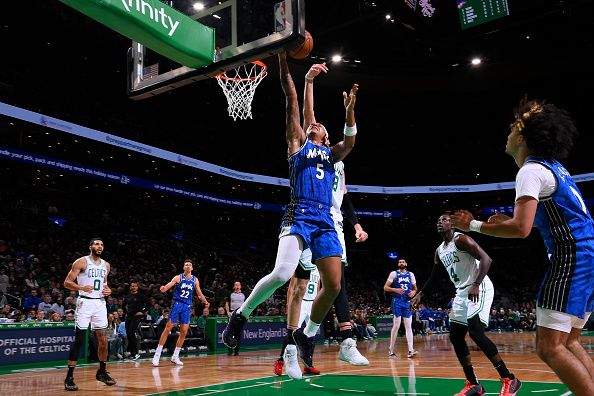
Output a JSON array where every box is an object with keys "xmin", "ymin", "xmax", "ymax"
[{"xmin": 288, "ymin": 30, "xmax": 313, "ymax": 59}]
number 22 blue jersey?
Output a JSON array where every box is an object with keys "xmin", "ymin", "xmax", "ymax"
[{"xmin": 173, "ymin": 274, "xmax": 195, "ymax": 305}]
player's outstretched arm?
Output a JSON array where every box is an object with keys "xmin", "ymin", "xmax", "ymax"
[
  {"xmin": 279, "ymin": 51, "xmax": 305, "ymax": 155},
  {"xmin": 331, "ymin": 84, "xmax": 358, "ymax": 162},
  {"xmin": 194, "ymin": 278, "xmax": 209, "ymax": 308},
  {"xmin": 160, "ymin": 275, "xmax": 181, "ymax": 293},
  {"xmin": 64, "ymin": 258, "xmax": 93, "ymax": 292},
  {"xmin": 302, "ymin": 62, "xmax": 328, "ymax": 131}
]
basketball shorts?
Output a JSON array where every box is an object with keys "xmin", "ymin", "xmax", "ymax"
[
  {"xmin": 392, "ymin": 299, "xmax": 412, "ymax": 318},
  {"xmin": 279, "ymin": 201, "xmax": 342, "ymax": 263},
  {"xmin": 299, "ymin": 299, "xmax": 314, "ymax": 326},
  {"xmin": 75, "ymin": 297, "xmax": 108, "ymax": 330},
  {"xmin": 170, "ymin": 301, "xmax": 191, "ymax": 325},
  {"xmin": 537, "ymin": 307, "xmax": 593, "ymax": 333},
  {"xmin": 298, "ymin": 248, "xmax": 316, "ymax": 272},
  {"xmin": 450, "ymin": 277, "xmax": 494, "ymax": 327}
]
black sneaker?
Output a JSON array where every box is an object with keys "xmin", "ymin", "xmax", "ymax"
[
  {"xmin": 96, "ymin": 370, "xmax": 117, "ymax": 386},
  {"xmin": 64, "ymin": 377, "xmax": 78, "ymax": 391},
  {"xmin": 292, "ymin": 328, "xmax": 315, "ymax": 368},
  {"xmin": 222, "ymin": 309, "xmax": 246, "ymax": 348}
]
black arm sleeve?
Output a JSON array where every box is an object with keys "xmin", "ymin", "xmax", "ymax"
[
  {"xmin": 419, "ymin": 264, "xmax": 440, "ymax": 295},
  {"xmin": 341, "ymin": 194, "xmax": 359, "ymax": 227}
]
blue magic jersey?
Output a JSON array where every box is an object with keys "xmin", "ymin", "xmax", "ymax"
[
  {"xmin": 527, "ymin": 158, "xmax": 594, "ymax": 318},
  {"xmin": 287, "ymin": 140, "xmax": 335, "ymax": 206},
  {"xmin": 389, "ymin": 270, "xmax": 416, "ymax": 305},
  {"xmin": 173, "ymin": 274, "xmax": 195, "ymax": 305}
]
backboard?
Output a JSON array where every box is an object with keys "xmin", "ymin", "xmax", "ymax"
[{"xmin": 127, "ymin": 0, "xmax": 304, "ymax": 100}]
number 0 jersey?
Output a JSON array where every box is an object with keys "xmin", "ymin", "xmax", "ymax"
[
  {"xmin": 173, "ymin": 274, "xmax": 195, "ymax": 305},
  {"xmin": 437, "ymin": 232, "xmax": 490, "ymax": 290},
  {"xmin": 78, "ymin": 256, "xmax": 107, "ymax": 298}
]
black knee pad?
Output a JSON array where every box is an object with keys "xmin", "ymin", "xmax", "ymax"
[
  {"xmin": 467, "ymin": 315, "xmax": 499, "ymax": 358},
  {"xmin": 69, "ymin": 329, "xmax": 87, "ymax": 361}
]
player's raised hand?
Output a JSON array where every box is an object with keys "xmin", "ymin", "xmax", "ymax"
[
  {"xmin": 450, "ymin": 209, "xmax": 474, "ymax": 232},
  {"xmin": 102, "ymin": 285, "xmax": 111, "ymax": 297},
  {"xmin": 305, "ymin": 62, "xmax": 328, "ymax": 81},
  {"xmin": 488, "ymin": 210, "xmax": 510, "ymax": 224},
  {"xmin": 343, "ymin": 84, "xmax": 358, "ymax": 112}
]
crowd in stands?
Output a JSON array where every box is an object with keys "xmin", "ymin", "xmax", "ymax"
[{"xmin": 1, "ymin": 182, "xmax": 592, "ymax": 361}]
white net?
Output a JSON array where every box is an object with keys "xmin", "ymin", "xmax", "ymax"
[{"xmin": 215, "ymin": 61, "xmax": 268, "ymax": 121}]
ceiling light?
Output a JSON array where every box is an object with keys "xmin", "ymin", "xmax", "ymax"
[
  {"xmin": 331, "ymin": 55, "xmax": 342, "ymax": 62},
  {"xmin": 193, "ymin": 2, "xmax": 205, "ymax": 11},
  {"xmin": 385, "ymin": 14, "xmax": 391, "ymax": 19},
  {"xmin": 471, "ymin": 58, "xmax": 481, "ymax": 65},
  {"xmin": 212, "ymin": 14, "xmax": 221, "ymax": 19}
]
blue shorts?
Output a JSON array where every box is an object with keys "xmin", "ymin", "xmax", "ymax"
[
  {"xmin": 392, "ymin": 298, "xmax": 412, "ymax": 318},
  {"xmin": 170, "ymin": 300, "xmax": 191, "ymax": 325},
  {"xmin": 280, "ymin": 201, "xmax": 342, "ymax": 263}
]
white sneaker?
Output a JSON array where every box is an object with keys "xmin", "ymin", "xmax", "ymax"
[
  {"xmin": 283, "ymin": 345, "xmax": 302, "ymax": 380},
  {"xmin": 339, "ymin": 338, "xmax": 369, "ymax": 366},
  {"xmin": 407, "ymin": 349, "xmax": 418, "ymax": 358},
  {"xmin": 152, "ymin": 354, "xmax": 160, "ymax": 366},
  {"xmin": 170, "ymin": 356, "xmax": 184, "ymax": 366}
]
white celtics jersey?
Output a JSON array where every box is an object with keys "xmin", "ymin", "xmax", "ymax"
[
  {"xmin": 437, "ymin": 232, "xmax": 487, "ymax": 289},
  {"xmin": 78, "ymin": 256, "xmax": 107, "ymax": 298},
  {"xmin": 303, "ymin": 268, "xmax": 320, "ymax": 301},
  {"xmin": 331, "ymin": 161, "xmax": 346, "ymax": 222}
]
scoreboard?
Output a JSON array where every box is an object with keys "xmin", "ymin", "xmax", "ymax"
[{"xmin": 457, "ymin": 0, "xmax": 509, "ymax": 30}]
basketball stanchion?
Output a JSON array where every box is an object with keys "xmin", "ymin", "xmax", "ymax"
[{"xmin": 214, "ymin": 61, "xmax": 268, "ymax": 121}]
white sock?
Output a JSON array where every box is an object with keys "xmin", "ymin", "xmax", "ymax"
[
  {"xmin": 155, "ymin": 344, "xmax": 163, "ymax": 356},
  {"xmin": 303, "ymin": 320, "xmax": 320, "ymax": 338},
  {"xmin": 403, "ymin": 317, "xmax": 414, "ymax": 351},
  {"xmin": 173, "ymin": 347, "xmax": 181, "ymax": 357}
]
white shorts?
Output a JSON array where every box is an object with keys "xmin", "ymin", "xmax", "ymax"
[
  {"xmin": 450, "ymin": 277, "xmax": 494, "ymax": 327},
  {"xmin": 75, "ymin": 297, "xmax": 108, "ymax": 330},
  {"xmin": 299, "ymin": 299, "xmax": 314, "ymax": 326},
  {"xmin": 536, "ymin": 307, "xmax": 592, "ymax": 333}
]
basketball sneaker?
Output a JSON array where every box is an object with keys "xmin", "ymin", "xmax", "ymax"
[
  {"xmin": 292, "ymin": 328, "xmax": 315, "ymax": 368},
  {"xmin": 339, "ymin": 338, "xmax": 369, "ymax": 366},
  {"xmin": 152, "ymin": 354, "xmax": 160, "ymax": 366},
  {"xmin": 222, "ymin": 309, "xmax": 246, "ymax": 349},
  {"xmin": 96, "ymin": 370, "xmax": 117, "ymax": 386},
  {"xmin": 499, "ymin": 377, "xmax": 522, "ymax": 396},
  {"xmin": 454, "ymin": 380, "xmax": 485, "ymax": 396},
  {"xmin": 303, "ymin": 366, "xmax": 321, "ymax": 375},
  {"xmin": 64, "ymin": 377, "xmax": 78, "ymax": 391},
  {"xmin": 407, "ymin": 349, "xmax": 418, "ymax": 358},
  {"xmin": 170, "ymin": 356, "xmax": 184, "ymax": 366},
  {"xmin": 273, "ymin": 358, "xmax": 284, "ymax": 376},
  {"xmin": 283, "ymin": 344, "xmax": 302, "ymax": 380}
]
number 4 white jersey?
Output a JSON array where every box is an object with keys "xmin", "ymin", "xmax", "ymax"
[
  {"xmin": 437, "ymin": 232, "xmax": 489, "ymax": 289},
  {"xmin": 77, "ymin": 256, "xmax": 107, "ymax": 298}
]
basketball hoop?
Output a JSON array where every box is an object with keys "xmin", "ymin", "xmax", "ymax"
[{"xmin": 215, "ymin": 61, "xmax": 268, "ymax": 121}]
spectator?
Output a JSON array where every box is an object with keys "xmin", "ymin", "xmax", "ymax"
[
  {"xmin": 149, "ymin": 303, "xmax": 163, "ymax": 322},
  {"xmin": 106, "ymin": 296, "xmax": 118, "ymax": 313},
  {"xmin": 23, "ymin": 289, "xmax": 41, "ymax": 311},
  {"xmin": 37, "ymin": 294, "xmax": 54, "ymax": 316},
  {"xmin": 49, "ymin": 311, "xmax": 62, "ymax": 322},
  {"xmin": 196, "ymin": 308, "xmax": 209, "ymax": 339},
  {"xmin": 64, "ymin": 311, "xmax": 75, "ymax": 321},
  {"xmin": 216, "ymin": 306, "xmax": 226, "ymax": 317},
  {"xmin": 117, "ymin": 318, "xmax": 129, "ymax": 358},
  {"xmin": 51, "ymin": 297, "xmax": 65, "ymax": 317},
  {"xmin": 35, "ymin": 310, "xmax": 46, "ymax": 322},
  {"xmin": 0, "ymin": 269, "xmax": 9, "ymax": 294},
  {"xmin": 122, "ymin": 282, "xmax": 150, "ymax": 360},
  {"xmin": 25, "ymin": 272, "xmax": 40, "ymax": 290},
  {"xmin": 107, "ymin": 313, "xmax": 123, "ymax": 359}
]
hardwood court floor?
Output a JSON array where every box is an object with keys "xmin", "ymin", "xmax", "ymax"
[{"xmin": 3, "ymin": 332, "xmax": 591, "ymax": 395}]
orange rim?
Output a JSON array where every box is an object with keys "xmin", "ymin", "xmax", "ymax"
[{"xmin": 214, "ymin": 61, "xmax": 267, "ymax": 81}]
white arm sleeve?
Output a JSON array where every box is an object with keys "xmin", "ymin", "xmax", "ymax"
[
  {"xmin": 515, "ymin": 163, "xmax": 556, "ymax": 202},
  {"xmin": 387, "ymin": 271, "xmax": 397, "ymax": 283}
]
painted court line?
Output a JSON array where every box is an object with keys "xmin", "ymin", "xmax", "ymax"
[
  {"xmin": 191, "ymin": 379, "xmax": 293, "ymax": 395},
  {"xmin": 530, "ymin": 390, "xmax": 559, "ymax": 393},
  {"xmin": 339, "ymin": 389, "xmax": 366, "ymax": 393}
]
